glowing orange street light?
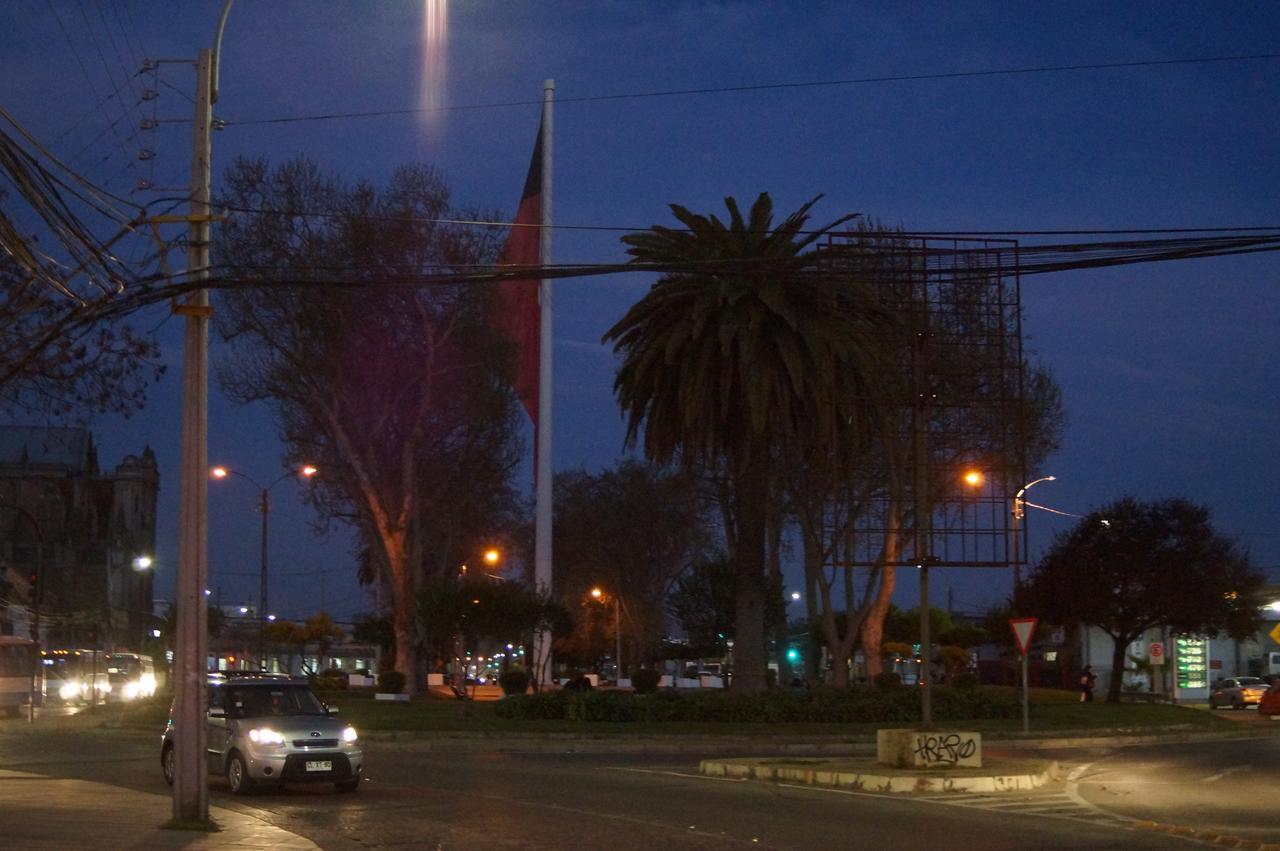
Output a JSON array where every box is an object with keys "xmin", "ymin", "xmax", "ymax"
[
  {"xmin": 963, "ymin": 469, "xmax": 985, "ymax": 487},
  {"xmin": 208, "ymin": 462, "xmax": 319, "ymax": 672},
  {"xmin": 590, "ymin": 587, "xmax": 603, "ymax": 600},
  {"xmin": 483, "ymin": 548, "xmax": 500, "ymax": 566}
]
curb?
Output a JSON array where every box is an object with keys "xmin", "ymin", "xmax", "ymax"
[
  {"xmin": 698, "ymin": 757, "xmax": 1059, "ymax": 794},
  {"xmin": 355, "ymin": 724, "xmax": 1277, "ymax": 755}
]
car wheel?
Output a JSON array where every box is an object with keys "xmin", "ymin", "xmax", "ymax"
[
  {"xmin": 161, "ymin": 744, "xmax": 175, "ymax": 786},
  {"xmin": 1232, "ymin": 697, "xmax": 1243, "ymax": 710},
  {"xmin": 226, "ymin": 752, "xmax": 254, "ymax": 795},
  {"xmin": 335, "ymin": 772, "xmax": 361, "ymax": 793}
]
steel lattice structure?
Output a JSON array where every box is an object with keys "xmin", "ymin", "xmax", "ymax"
[{"xmin": 817, "ymin": 232, "xmax": 1029, "ymax": 569}]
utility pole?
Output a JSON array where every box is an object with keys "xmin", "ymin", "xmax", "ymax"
[
  {"xmin": 172, "ymin": 2, "xmax": 231, "ymax": 823},
  {"xmin": 912, "ymin": 300, "xmax": 936, "ymax": 728},
  {"xmin": 172, "ymin": 42, "xmax": 213, "ymax": 823}
]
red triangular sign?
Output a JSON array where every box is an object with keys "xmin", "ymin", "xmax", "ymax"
[{"xmin": 1009, "ymin": 617, "xmax": 1038, "ymax": 655}]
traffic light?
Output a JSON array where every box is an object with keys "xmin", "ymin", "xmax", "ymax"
[{"xmin": 786, "ymin": 647, "xmax": 800, "ymax": 663}]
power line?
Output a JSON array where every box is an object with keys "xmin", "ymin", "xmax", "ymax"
[
  {"xmin": 223, "ymin": 52, "xmax": 1280, "ymax": 128},
  {"xmin": 213, "ymin": 201, "xmax": 1280, "ymax": 239}
]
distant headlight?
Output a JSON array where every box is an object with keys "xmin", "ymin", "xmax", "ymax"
[
  {"xmin": 122, "ymin": 682, "xmax": 140, "ymax": 700},
  {"xmin": 248, "ymin": 728, "xmax": 286, "ymax": 745},
  {"xmin": 59, "ymin": 682, "xmax": 78, "ymax": 701},
  {"xmin": 342, "ymin": 726, "xmax": 358, "ymax": 744}
]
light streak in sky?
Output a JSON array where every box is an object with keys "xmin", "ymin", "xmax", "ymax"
[{"xmin": 421, "ymin": 0, "xmax": 448, "ymax": 124}]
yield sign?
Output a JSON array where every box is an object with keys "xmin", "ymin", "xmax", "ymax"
[{"xmin": 1009, "ymin": 617, "xmax": 1038, "ymax": 655}]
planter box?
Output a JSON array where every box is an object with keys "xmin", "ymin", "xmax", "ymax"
[
  {"xmin": 375, "ymin": 692, "xmax": 410, "ymax": 702},
  {"xmin": 876, "ymin": 729, "xmax": 982, "ymax": 769}
]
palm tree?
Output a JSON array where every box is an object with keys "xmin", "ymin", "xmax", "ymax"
[{"xmin": 603, "ymin": 193, "xmax": 895, "ymax": 691}]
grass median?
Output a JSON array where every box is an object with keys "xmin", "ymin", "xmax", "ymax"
[
  {"xmin": 79, "ymin": 686, "xmax": 1244, "ymax": 740},
  {"xmin": 313, "ymin": 687, "xmax": 1241, "ymax": 738}
]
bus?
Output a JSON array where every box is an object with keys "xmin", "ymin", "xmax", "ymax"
[
  {"xmin": 0, "ymin": 636, "xmax": 37, "ymax": 717},
  {"xmin": 41, "ymin": 648, "xmax": 111, "ymax": 704},
  {"xmin": 105, "ymin": 652, "xmax": 157, "ymax": 700}
]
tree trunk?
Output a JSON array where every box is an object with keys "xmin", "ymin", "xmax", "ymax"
[
  {"xmin": 1107, "ymin": 633, "xmax": 1131, "ymax": 704},
  {"xmin": 860, "ymin": 564, "xmax": 896, "ymax": 680},
  {"xmin": 858, "ymin": 502, "xmax": 902, "ymax": 682},
  {"xmin": 383, "ymin": 534, "xmax": 419, "ymax": 695},
  {"xmin": 730, "ymin": 459, "xmax": 769, "ymax": 693}
]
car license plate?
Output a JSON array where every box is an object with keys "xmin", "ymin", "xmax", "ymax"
[{"xmin": 305, "ymin": 760, "xmax": 333, "ymax": 772}]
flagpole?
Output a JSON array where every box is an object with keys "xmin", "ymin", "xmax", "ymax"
[{"xmin": 533, "ymin": 78, "xmax": 554, "ymax": 686}]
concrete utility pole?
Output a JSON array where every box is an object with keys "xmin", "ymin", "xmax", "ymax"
[
  {"xmin": 172, "ymin": 0, "xmax": 232, "ymax": 823},
  {"xmin": 913, "ymin": 322, "xmax": 935, "ymax": 730}
]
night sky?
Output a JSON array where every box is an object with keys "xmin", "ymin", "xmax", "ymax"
[{"xmin": 3, "ymin": 2, "xmax": 1277, "ymax": 624}]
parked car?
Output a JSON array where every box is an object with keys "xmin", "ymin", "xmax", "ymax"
[
  {"xmin": 1259, "ymin": 681, "xmax": 1280, "ymax": 717},
  {"xmin": 1208, "ymin": 676, "xmax": 1269, "ymax": 709},
  {"xmin": 161, "ymin": 673, "xmax": 362, "ymax": 794}
]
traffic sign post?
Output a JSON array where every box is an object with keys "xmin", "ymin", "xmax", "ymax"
[{"xmin": 1009, "ymin": 618, "xmax": 1038, "ymax": 735}]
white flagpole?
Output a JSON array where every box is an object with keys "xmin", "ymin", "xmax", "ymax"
[{"xmin": 533, "ymin": 79, "xmax": 554, "ymax": 686}]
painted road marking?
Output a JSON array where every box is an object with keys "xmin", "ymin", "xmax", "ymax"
[
  {"xmin": 612, "ymin": 764, "xmax": 1193, "ymax": 843},
  {"xmin": 1201, "ymin": 765, "xmax": 1251, "ymax": 783}
]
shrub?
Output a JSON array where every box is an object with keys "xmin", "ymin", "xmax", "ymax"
[
  {"xmin": 494, "ymin": 683, "xmax": 1018, "ymax": 724},
  {"xmin": 377, "ymin": 669, "xmax": 406, "ymax": 694},
  {"xmin": 631, "ymin": 668, "xmax": 661, "ymax": 694},
  {"xmin": 311, "ymin": 672, "xmax": 348, "ymax": 691},
  {"xmin": 493, "ymin": 691, "xmax": 569, "ymax": 720},
  {"xmin": 873, "ymin": 671, "xmax": 903, "ymax": 690},
  {"xmin": 953, "ymin": 672, "xmax": 979, "ymax": 690},
  {"xmin": 498, "ymin": 668, "xmax": 530, "ymax": 696}
]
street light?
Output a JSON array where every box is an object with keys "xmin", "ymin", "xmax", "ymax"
[
  {"xmin": 1012, "ymin": 475, "xmax": 1056, "ymax": 609},
  {"xmin": 210, "ymin": 463, "xmax": 317, "ymax": 672},
  {"xmin": 590, "ymin": 587, "xmax": 622, "ymax": 683},
  {"xmin": 133, "ymin": 555, "xmax": 154, "ymax": 571}
]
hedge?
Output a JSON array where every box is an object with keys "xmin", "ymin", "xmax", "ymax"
[{"xmin": 492, "ymin": 686, "xmax": 1019, "ymax": 724}]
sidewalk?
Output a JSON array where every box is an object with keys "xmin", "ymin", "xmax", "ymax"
[{"xmin": 0, "ymin": 769, "xmax": 319, "ymax": 850}]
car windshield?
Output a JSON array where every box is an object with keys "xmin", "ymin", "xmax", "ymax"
[{"xmin": 223, "ymin": 684, "xmax": 327, "ymax": 718}]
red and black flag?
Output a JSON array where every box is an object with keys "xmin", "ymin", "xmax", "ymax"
[{"xmin": 492, "ymin": 121, "xmax": 544, "ymax": 427}]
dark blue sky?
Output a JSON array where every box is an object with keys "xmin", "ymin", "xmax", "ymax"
[{"xmin": 4, "ymin": 1, "xmax": 1278, "ymax": 623}]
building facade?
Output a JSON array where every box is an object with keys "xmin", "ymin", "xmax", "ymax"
[{"xmin": 0, "ymin": 426, "xmax": 159, "ymax": 650}]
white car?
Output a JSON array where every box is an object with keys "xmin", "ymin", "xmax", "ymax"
[{"xmin": 161, "ymin": 674, "xmax": 363, "ymax": 794}]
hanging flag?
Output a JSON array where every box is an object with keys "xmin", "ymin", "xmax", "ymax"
[{"xmin": 492, "ymin": 121, "xmax": 543, "ymax": 427}]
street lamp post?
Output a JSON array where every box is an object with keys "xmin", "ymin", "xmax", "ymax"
[
  {"xmin": 1011, "ymin": 475, "xmax": 1056, "ymax": 610},
  {"xmin": 591, "ymin": 587, "xmax": 622, "ymax": 682},
  {"xmin": 211, "ymin": 465, "xmax": 317, "ymax": 672}
]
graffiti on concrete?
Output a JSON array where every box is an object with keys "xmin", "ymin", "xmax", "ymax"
[{"xmin": 912, "ymin": 733, "xmax": 978, "ymax": 766}]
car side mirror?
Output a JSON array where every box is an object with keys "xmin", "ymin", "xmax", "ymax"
[{"xmin": 207, "ymin": 706, "xmax": 225, "ymax": 718}]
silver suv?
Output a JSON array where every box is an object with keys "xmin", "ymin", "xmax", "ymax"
[{"xmin": 161, "ymin": 674, "xmax": 363, "ymax": 794}]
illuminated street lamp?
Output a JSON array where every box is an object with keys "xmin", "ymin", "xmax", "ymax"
[
  {"xmin": 1012, "ymin": 475, "xmax": 1056, "ymax": 607},
  {"xmin": 210, "ymin": 463, "xmax": 318, "ymax": 671},
  {"xmin": 590, "ymin": 587, "xmax": 623, "ymax": 682},
  {"xmin": 133, "ymin": 555, "xmax": 154, "ymax": 571}
]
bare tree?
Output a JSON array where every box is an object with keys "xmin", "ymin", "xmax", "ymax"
[{"xmin": 214, "ymin": 156, "xmax": 520, "ymax": 693}]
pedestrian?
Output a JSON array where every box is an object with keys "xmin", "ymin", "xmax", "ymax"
[{"xmin": 1079, "ymin": 665, "xmax": 1097, "ymax": 703}]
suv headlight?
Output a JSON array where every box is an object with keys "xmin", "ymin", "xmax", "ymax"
[
  {"xmin": 59, "ymin": 682, "xmax": 79, "ymax": 701},
  {"xmin": 248, "ymin": 728, "xmax": 286, "ymax": 746},
  {"xmin": 342, "ymin": 726, "xmax": 358, "ymax": 744}
]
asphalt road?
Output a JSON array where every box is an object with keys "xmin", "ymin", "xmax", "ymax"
[{"xmin": 11, "ymin": 716, "xmax": 1276, "ymax": 850}]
